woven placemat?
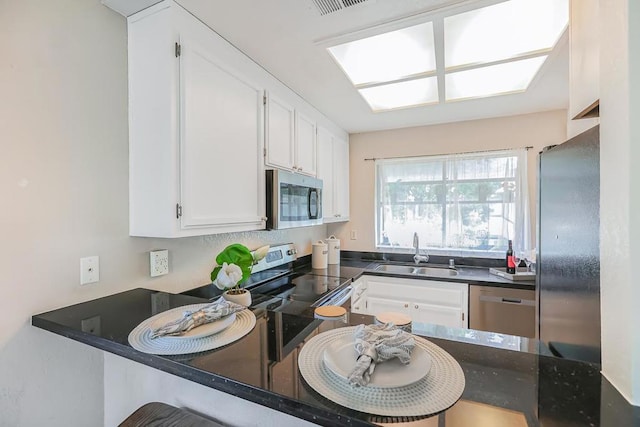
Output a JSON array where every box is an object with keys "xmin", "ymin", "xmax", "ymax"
[
  {"xmin": 298, "ymin": 326, "xmax": 465, "ymax": 417},
  {"xmin": 128, "ymin": 304, "xmax": 256, "ymax": 355}
]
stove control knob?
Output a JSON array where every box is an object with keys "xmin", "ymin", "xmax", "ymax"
[{"xmin": 287, "ymin": 249, "xmax": 297, "ymax": 256}]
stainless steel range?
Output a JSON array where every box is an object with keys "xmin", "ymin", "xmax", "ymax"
[
  {"xmin": 182, "ymin": 243, "xmax": 352, "ymax": 315},
  {"xmin": 182, "ymin": 243, "xmax": 353, "ymax": 364}
]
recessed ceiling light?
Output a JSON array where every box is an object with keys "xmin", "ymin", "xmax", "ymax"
[
  {"xmin": 327, "ymin": 22, "xmax": 436, "ymax": 86},
  {"xmin": 445, "ymin": 56, "xmax": 547, "ymax": 101},
  {"xmin": 444, "ymin": 0, "xmax": 568, "ymax": 68},
  {"xmin": 358, "ymin": 77, "xmax": 439, "ymax": 111}
]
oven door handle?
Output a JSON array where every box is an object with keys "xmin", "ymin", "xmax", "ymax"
[{"xmin": 316, "ymin": 285, "xmax": 352, "ymax": 307}]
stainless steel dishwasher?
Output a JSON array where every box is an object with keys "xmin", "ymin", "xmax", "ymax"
[{"xmin": 469, "ymin": 285, "xmax": 536, "ymax": 338}]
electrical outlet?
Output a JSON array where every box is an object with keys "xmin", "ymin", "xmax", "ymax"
[
  {"xmin": 150, "ymin": 250, "xmax": 169, "ymax": 277},
  {"xmin": 81, "ymin": 316, "xmax": 101, "ymax": 335},
  {"xmin": 80, "ymin": 256, "xmax": 99, "ymax": 285},
  {"xmin": 350, "ymin": 230, "xmax": 358, "ymax": 240}
]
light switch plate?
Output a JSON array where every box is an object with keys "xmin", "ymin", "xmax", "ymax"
[
  {"xmin": 80, "ymin": 256, "xmax": 100, "ymax": 285},
  {"xmin": 150, "ymin": 250, "xmax": 169, "ymax": 277}
]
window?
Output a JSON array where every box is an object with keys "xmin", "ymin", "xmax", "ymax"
[{"xmin": 375, "ymin": 149, "xmax": 530, "ymax": 257}]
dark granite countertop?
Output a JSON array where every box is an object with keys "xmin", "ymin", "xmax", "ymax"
[
  {"xmin": 362, "ymin": 262, "xmax": 535, "ymax": 290},
  {"xmin": 31, "ymin": 288, "xmax": 639, "ymax": 427},
  {"xmin": 299, "ymin": 257, "xmax": 535, "ymax": 290}
]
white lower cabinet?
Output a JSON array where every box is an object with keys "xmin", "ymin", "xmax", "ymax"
[
  {"xmin": 350, "ymin": 277, "xmax": 368, "ymax": 314},
  {"xmin": 352, "ymin": 275, "xmax": 469, "ymax": 328}
]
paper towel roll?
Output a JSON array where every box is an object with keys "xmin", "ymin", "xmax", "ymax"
[
  {"xmin": 326, "ymin": 235, "xmax": 341, "ymax": 264},
  {"xmin": 312, "ymin": 240, "xmax": 328, "ymax": 269}
]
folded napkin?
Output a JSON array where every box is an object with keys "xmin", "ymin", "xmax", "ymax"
[
  {"xmin": 347, "ymin": 323, "xmax": 415, "ymax": 387},
  {"xmin": 150, "ymin": 297, "xmax": 245, "ymax": 339}
]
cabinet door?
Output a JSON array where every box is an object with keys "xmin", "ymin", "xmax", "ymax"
[
  {"xmin": 179, "ymin": 34, "xmax": 265, "ymax": 230},
  {"xmin": 350, "ymin": 278, "xmax": 368, "ymax": 314},
  {"xmin": 295, "ymin": 111, "xmax": 317, "ymax": 176},
  {"xmin": 367, "ymin": 296, "xmax": 410, "ymax": 317},
  {"xmin": 265, "ymin": 93, "xmax": 295, "ymax": 171},
  {"xmin": 333, "ymin": 136, "xmax": 349, "ymax": 221},
  {"xmin": 364, "ymin": 275, "xmax": 468, "ymax": 328},
  {"xmin": 316, "ymin": 126, "xmax": 335, "ymax": 219},
  {"xmin": 412, "ymin": 303, "xmax": 465, "ymax": 328}
]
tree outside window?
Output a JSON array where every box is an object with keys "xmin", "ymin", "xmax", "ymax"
[{"xmin": 375, "ymin": 149, "xmax": 529, "ymax": 257}]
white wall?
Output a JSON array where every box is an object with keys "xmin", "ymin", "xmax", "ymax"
[
  {"xmin": 329, "ymin": 110, "xmax": 568, "ymax": 253},
  {"xmin": 0, "ymin": 1, "xmax": 326, "ymax": 425},
  {"xmin": 599, "ymin": 0, "xmax": 640, "ymax": 405},
  {"xmin": 104, "ymin": 353, "xmax": 316, "ymax": 426}
]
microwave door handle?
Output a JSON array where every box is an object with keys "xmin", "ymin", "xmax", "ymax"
[{"xmin": 308, "ymin": 189, "xmax": 318, "ymax": 219}]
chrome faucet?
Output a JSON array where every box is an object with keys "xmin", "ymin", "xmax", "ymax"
[{"xmin": 413, "ymin": 232, "xmax": 429, "ymax": 264}]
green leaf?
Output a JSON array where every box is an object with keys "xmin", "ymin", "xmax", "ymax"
[
  {"xmin": 213, "ymin": 244, "xmax": 253, "ymax": 283},
  {"xmin": 210, "ymin": 266, "xmax": 222, "ymax": 283}
]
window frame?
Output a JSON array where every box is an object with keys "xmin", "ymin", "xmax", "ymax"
[{"xmin": 375, "ymin": 149, "xmax": 529, "ymax": 258}]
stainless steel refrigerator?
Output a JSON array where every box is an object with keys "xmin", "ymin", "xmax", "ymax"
[{"xmin": 537, "ymin": 125, "xmax": 600, "ymax": 364}]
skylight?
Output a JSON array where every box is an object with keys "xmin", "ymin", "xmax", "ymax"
[
  {"xmin": 359, "ymin": 77, "xmax": 438, "ymax": 111},
  {"xmin": 446, "ymin": 56, "xmax": 547, "ymax": 101},
  {"xmin": 326, "ymin": 0, "xmax": 568, "ymax": 111},
  {"xmin": 327, "ymin": 22, "xmax": 436, "ymax": 86},
  {"xmin": 444, "ymin": 0, "xmax": 568, "ymax": 68}
]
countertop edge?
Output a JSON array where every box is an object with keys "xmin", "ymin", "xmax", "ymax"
[{"xmin": 31, "ymin": 315, "xmax": 375, "ymax": 427}]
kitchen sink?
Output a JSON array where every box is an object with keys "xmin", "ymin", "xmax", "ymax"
[
  {"xmin": 374, "ymin": 265, "xmax": 416, "ymax": 274},
  {"xmin": 413, "ymin": 267, "xmax": 458, "ymax": 277},
  {"xmin": 374, "ymin": 264, "xmax": 458, "ymax": 277}
]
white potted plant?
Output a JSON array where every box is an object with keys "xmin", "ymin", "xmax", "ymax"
[{"xmin": 210, "ymin": 244, "xmax": 269, "ymax": 307}]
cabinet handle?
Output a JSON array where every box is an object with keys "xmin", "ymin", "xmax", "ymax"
[
  {"xmin": 414, "ymin": 304, "xmax": 418, "ymax": 309},
  {"xmin": 404, "ymin": 304, "xmax": 408, "ymax": 308},
  {"xmin": 298, "ymin": 167, "xmax": 303, "ymax": 172}
]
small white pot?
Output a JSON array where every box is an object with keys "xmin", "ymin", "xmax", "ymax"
[{"xmin": 222, "ymin": 289, "xmax": 252, "ymax": 307}]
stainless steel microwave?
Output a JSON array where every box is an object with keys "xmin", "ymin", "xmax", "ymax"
[{"xmin": 266, "ymin": 169, "xmax": 322, "ymax": 229}]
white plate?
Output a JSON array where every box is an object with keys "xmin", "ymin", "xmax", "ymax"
[
  {"xmin": 322, "ymin": 334, "xmax": 432, "ymax": 388},
  {"xmin": 129, "ymin": 307, "xmax": 256, "ymax": 355},
  {"xmin": 151, "ymin": 310, "xmax": 237, "ymax": 340}
]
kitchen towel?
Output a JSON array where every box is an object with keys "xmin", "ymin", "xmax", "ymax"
[
  {"xmin": 348, "ymin": 323, "xmax": 415, "ymax": 387},
  {"xmin": 312, "ymin": 240, "xmax": 328, "ymax": 269},
  {"xmin": 326, "ymin": 235, "xmax": 341, "ymax": 264},
  {"xmin": 150, "ymin": 297, "xmax": 245, "ymax": 338}
]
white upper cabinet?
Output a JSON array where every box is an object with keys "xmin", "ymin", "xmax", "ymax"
[
  {"xmin": 264, "ymin": 92, "xmax": 295, "ymax": 171},
  {"xmin": 294, "ymin": 111, "xmax": 317, "ymax": 176},
  {"xmin": 124, "ymin": 0, "xmax": 348, "ymax": 237},
  {"xmin": 333, "ymin": 136, "xmax": 350, "ymax": 221},
  {"xmin": 128, "ymin": 1, "xmax": 265, "ymax": 237},
  {"xmin": 317, "ymin": 125, "xmax": 349, "ymax": 223},
  {"xmin": 265, "ymin": 94, "xmax": 318, "ymax": 177},
  {"xmin": 568, "ymin": 0, "xmax": 599, "ymax": 137},
  {"xmin": 317, "ymin": 127, "xmax": 335, "ymax": 219},
  {"xmin": 178, "ymin": 30, "xmax": 264, "ymax": 230}
]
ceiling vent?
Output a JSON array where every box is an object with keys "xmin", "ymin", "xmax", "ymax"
[{"xmin": 311, "ymin": 0, "xmax": 370, "ymax": 16}]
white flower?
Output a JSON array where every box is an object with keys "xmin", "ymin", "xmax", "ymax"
[
  {"xmin": 252, "ymin": 245, "xmax": 270, "ymax": 262},
  {"xmin": 213, "ymin": 262, "xmax": 243, "ymax": 290}
]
